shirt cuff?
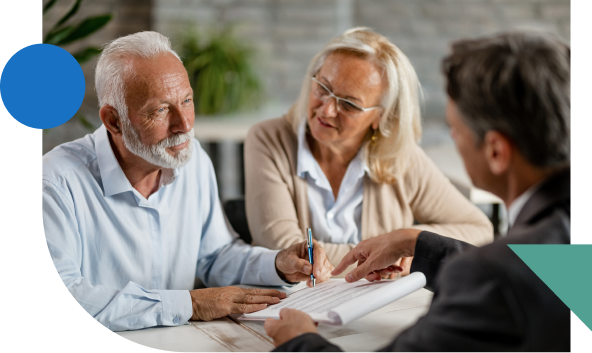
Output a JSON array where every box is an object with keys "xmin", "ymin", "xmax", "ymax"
[
  {"xmin": 157, "ymin": 289, "xmax": 193, "ymax": 326},
  {"xmin": 259, "ymin": 250, "xmax": 293, "ymax": 286}
]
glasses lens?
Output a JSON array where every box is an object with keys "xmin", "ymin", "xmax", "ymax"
[
  {"xmin": 311, "ymin": 77, "xmax": 367, "ymax": 119},
  {"xmin": 337, "ymin": 99, "xmax": 363, "ymax": 118},
  {"xmin": 313, "ymin": 81, "xmax": 331, "ymax": 100}
]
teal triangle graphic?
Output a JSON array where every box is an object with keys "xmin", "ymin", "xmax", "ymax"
[{"xmin": 509, "ymin": 245, "xmax": 592, "ymax": 331}]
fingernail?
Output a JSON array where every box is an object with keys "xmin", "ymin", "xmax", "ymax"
[
  {"xmin": 346, "ymin": 274, "xmax": 353, "ymax": 282},
  {"xmin": 261, "ymin": 304, "xmax": 267, "ymax": 308},
  {"xmin": 304, "ymin": 264, "xmax": 312, "ymax": 272}
]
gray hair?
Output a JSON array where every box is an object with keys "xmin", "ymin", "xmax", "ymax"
[
  {"xmin": 95, "ymin": 31, "xmax": 181, "ymax": 121},
  {"xmin": 289, "ymin": 27, "xmax": 423, "ymax": 184},
  {"xmin": 442, "ymin": 31, "xmax": 570, "ymax": 168}
]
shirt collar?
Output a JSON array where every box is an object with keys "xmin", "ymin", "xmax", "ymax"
[
  {"xmin": 95, "ymin": 125, "xmax": 134, "ymax": 197},
  {"xmin": 296, "ymin": 122, "xmax": 366, "ymax": 189},
  {"xmin": 94, "ymin": 124, "xmax": 179, "ymax": 197},
  {"xmin": 507, "ymin": 181, "xmax": 542, "ymax": 227}
]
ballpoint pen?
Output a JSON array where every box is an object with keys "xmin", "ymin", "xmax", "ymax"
[{"xmin": 307, "ymin": 227, "xmax": 316, "ymax": 287}]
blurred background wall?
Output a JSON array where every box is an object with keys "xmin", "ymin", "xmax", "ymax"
[
  {"xmin": 154, "ymin": 0, "xmax": 569, "ymax": 120},
  {"xmin": 43, "ymin": 0, "xmax": 569, "ymax": 154}
]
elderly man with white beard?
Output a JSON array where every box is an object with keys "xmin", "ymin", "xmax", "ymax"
[{"xmin": 42, "ymin": 31, "xmax": 333, "ymax": 332}]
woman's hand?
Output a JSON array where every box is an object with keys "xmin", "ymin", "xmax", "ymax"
[{"xmin": 332, "ymin": 229, "xmax": 421, "ymax": 282}]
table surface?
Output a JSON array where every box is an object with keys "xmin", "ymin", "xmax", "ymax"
[{"xmin": 117, "ymin": 281, "xmax": 433, "ymax": 352}]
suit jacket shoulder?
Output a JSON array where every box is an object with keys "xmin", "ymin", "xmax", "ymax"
[{"xmin": 389, "ymin": 168, "xmax": 571, "ymax": 351}]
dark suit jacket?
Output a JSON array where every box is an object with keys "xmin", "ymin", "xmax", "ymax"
[{"xmin": 276, "ymin": 168, "xmax": 570, "ymax": 352}]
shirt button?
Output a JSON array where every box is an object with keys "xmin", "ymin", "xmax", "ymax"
[
  {"xmin": 173, "ymin": 317, "xmax": 180, "ymax": 324},
  {"xmin": 327, "ymin": 212, "xmax": 334, "ymax": 219}
]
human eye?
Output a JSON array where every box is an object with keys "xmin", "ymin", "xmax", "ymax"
[
  {"xmin": 339, "ymin": 99, "xmax": 362, "ymax": 112},
  {"xmin": 314, "ymin": 82, "xmax": 330, "ymax": 97},
  {"xmin": 183, "ymin": 97, "xmax": 192, "ymax": 104},
  {"xmin": 149, "ymin": 106, "xmax": 167, "ymax": 118}
]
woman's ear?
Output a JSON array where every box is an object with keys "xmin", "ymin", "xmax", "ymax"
[
  {"xmin": 99, "ymin": 105, "xmax": 122, "ymax": 136},
  {"xmin": 371, "ymin": 112, "xmax": 382, "ymax": 130}
]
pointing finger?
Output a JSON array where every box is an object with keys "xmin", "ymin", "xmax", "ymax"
[
  {"xmin": 345, "ymin": 258, "xmax": 376, "ymax": 283},
  {"xmin": 332, "ymin": 248, "xmax": 361, "ymax": 276}
]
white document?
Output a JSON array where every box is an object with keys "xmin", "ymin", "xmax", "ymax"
[{"xmin": 239, "ymin": 272, "xmax": 426, "ymax": 326}]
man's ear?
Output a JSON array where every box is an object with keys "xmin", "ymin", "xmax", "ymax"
[
  {"xmin": 483, "ymin": 131, "xmax": 512, "ymax": 176},
  {"xmin": 99, "ymin": 105, "xmax": 122, "ymax": 136}
]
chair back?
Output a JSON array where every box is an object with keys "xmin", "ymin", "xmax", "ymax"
[{"xmin": 223, "ymin": 198, "xmax": 252, "ymax": 244}]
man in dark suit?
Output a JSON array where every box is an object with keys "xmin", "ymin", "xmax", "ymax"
[{"xmin": 263, "ymin": 31, "xmax": 570, "ymax": 351}]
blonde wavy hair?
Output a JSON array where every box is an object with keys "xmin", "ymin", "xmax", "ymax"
[{"xmin": 289, "ymin": 27, "xmax": 423, "ymax": 184}]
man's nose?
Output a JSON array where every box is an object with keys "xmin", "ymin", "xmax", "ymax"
[{"xmin": 170, "ymin": 108, "xmax": 193, "ymax": 134}]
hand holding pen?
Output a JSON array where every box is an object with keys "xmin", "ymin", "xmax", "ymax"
[{"xmin": 274, "ymin": 232, "xmax": 335, "ymax": 287}]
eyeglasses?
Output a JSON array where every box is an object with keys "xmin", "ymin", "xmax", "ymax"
[{"xmin": 311, "ymin": 76, "xmax": 382, "ymax": 119}]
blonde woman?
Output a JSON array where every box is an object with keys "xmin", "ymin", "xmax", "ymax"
[{"xmin": 244, "ymin": 28, "xmax": 493, "ymax": 276}]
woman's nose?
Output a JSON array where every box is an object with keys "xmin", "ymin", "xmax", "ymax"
[{"xmin": 319, "ymin": 96, "xmax": 338, "ymax": 118}]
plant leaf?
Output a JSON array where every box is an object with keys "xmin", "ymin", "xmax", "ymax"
[
  {"xmin": 43, "ymin": 0, "xmax": 60, "ymax": 14},
  {"xmin": 178, "ymin": 24, "xmax": 262, "ymax": 115},
  {"xmin": 55, "ymin": 0, "xmax": 83, "ymax": 27},
  {"xmin": 72, "ymin": 46, "xmax": 102, "ymax": 64},
  {"xmin": 44, "ymin": 25, "xmax": 76, "ymax": 45},
  {"xmin": 55, "ymin": 14, "xmax": 112, "ymax": 45},
  {"xmin": 78, "ymin": 115, "xmax": 95, "ymax": 131}
]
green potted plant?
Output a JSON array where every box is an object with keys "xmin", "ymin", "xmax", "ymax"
[
  {"xmin": 177, "ymin": 25, "xmax": 263, "ymax": 116},
  {"xmin": 43, "ymin": 0, "xmax": 112, "ymax": 132}
]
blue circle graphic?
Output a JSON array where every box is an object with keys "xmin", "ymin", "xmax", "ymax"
[{"xmin": 0, "ymin": 44, "xmax": 85, "ymax": 129}]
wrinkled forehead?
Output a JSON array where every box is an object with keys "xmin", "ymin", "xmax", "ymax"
[
  {"xmin": 317, "ymin": 51, "xmax": 385, "ymax": 103},
  {"xmin": 122, "ymin": 53, "xmax": 191, "ymax": 104}
]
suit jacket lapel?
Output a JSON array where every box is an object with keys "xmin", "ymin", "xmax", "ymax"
[{"xmin": 513, "ymin": 167, "xmax": 570, "ymax": 227}]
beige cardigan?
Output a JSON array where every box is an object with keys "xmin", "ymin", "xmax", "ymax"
[{"xmin": 245, "ymin": 115, "xmax": 493, "ymax": 275}]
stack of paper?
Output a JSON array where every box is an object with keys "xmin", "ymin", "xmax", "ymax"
[{"xmin": 239, "ymin": 272, "xmax": 426, "ymax": 326}]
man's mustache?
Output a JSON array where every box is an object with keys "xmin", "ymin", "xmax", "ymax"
[{"xmin": 156, "ymin": 129, "xmax": 194, "ymax": 148}]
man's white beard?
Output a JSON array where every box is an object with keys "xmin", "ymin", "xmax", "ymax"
[{"xmin": 120, "ymin": 118, "xmax": 194, "ymax": 169}]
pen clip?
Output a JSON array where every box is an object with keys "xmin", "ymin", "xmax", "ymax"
[{"xmin": 307, "ymin": 228, "xmax": 313, "ymax": 248}]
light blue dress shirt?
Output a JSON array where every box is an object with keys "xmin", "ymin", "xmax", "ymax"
[
  {"xmin": 42, "ymin": 125, "xmax": 287, "ymax": 332},
  {"xmin": 296, "ymin": 123, "xmax": 365, "ymax": 245}
]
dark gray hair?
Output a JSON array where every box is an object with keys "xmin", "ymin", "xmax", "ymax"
[{"xmin": 442, "ymin": 31, "xmax": 570, "ymax": 168}]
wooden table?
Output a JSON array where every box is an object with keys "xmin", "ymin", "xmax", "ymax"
[{"xmin": 117, "ymin": 281, "xmax": 433, "ymax": 352}]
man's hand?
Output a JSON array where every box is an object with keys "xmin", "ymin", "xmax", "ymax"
[
  {"xmin": 332, "ymin": 229, "xmax": 421, "ymax": 283},
  {"xmin": 382, "ymin": 256, "xmax": 413, "ymax": 279},
  {"xmin": 275, "ymin": 239, "xmax": 334, "ymax": 287},
  {"xmin": 264, "ymin": 309, "xmax": 318, "ymax": 347},
  {"xmin": 189, "ymin": 287, "xmax": 286, "ymax": 321}
]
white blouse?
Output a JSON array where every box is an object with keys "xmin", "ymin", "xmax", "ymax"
[{"xmin": 296, "ymin": 123, "xmax": 366, "ymax": 244}]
